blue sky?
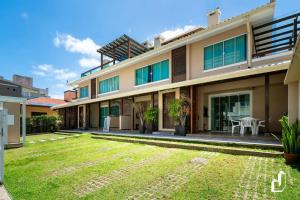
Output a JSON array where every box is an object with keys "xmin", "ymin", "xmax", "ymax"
[{"xmin": 1, "ymin": 0, "xmax": 299, "ymax": 98}]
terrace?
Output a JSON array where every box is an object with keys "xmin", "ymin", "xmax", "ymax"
[{"xmin": 81, "ymin": 35, "xmax": 149, "ymax": 77}]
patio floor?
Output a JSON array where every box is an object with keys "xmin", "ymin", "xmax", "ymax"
[{"xmin": 59, "ymin": 129, "xmax": 281, "ymax": 149}]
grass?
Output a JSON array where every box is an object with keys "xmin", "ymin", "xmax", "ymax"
[{"xmin": 3, "ymin": 133, "xmax": 300, "ymax": 200}]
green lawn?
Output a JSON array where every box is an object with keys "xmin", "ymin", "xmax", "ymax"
[{"xmin": 4, "ymin": 133, "xmax": 300, "ymax": 200}]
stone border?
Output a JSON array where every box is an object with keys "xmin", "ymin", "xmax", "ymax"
[{"xmin": 92, "ymin": 136, "xmax": 283, "ymax": 158}]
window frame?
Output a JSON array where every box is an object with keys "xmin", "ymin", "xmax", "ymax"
[
  {"xmin": 98, "ymin": 76, "xmax": 120, "ymax": 94},
  {"xmin": 135, "ymin": 59, "xmax": 169, "ymax": 86},
  {"xmin": 79, "ymin": 86, "xmax": 89, "ymax": 98},
  {"xmin": 204, "ymin": 33, "xmax": 247, "ymax": 71}
]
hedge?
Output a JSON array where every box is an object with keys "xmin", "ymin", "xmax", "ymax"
[{"xmin": 21, "ymin": 115, "xmax": 62, "ymax": 134}]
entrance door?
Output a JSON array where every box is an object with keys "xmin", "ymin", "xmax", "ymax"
[
  {"xmin": 210, "ymin": 93, "xmax": 250, "ymax": 131},
  {"xmin": 163, "ymin": 92, "xmax": 175, "ymax": 129},
  {"xmin": 100, "ymin": 106, "xmax": 109, "ymax": 128},
  {"xmin": 79, "ymin": 106, "xmax": 84, "ymax": 128}
]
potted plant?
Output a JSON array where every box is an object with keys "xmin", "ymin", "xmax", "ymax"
[
  {"xmin": 279, "ymin": 116, "xmax": 300, "ymax": 164},
  {"xmin": 133, "ymin": 102, "xmax": 146, "ymax": 133},
  {"xmin": 168, "ymin": 95, "xmax": 191, "ymax": 136},
  {"xmin": 144, "ymin": 107, "xmax": 159, "ymax": 134}
]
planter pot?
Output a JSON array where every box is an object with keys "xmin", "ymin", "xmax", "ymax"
[
  {"xmin": 139, "ymin": 125, "xmax": 145, "ymax": 134},
  {"xmin": 284, "ymin": 153, "xmax": 298, "ymax": 164},
  {"xmin": 174, "ymin": 125, "xmax": 186, "ymax": 136},
  {"xmin": 145, "ymin": 124, "xmax": 153, "ymax": 134}
]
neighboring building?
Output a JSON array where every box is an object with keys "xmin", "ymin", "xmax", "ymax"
[
  {"xmin": 0, "ymin": 78, "xmax": 26, "ymax": 146},
  {"xmin": 52, "ymin": 1, "xmax": 300, "ymax": 134},
  {"xmin": 26, "ymin": 97, "xmax": 66, "ymax": 118},
  {"xmin": 12, "ymin": 74, "xmax": 48, "ymax": 99}
]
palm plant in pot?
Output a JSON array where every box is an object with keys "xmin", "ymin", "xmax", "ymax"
[
  {"xmin": 168, "ymin": 95, "xmax": 191, "ymax": 136},
  {"xmin": 133, "ymin": 102, "xmax": 146, "ymax": 133},
  {"xmin": 144, "ymin": 106, "xmax": 159, "ymax": 134},
  {"xmin": 279, "ymin": 116, "xmax": 300, "ymax": 164}
]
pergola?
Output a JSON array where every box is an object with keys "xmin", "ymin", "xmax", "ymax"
[
  {"xmin": 81, "ymin": 35, "xmax": 149, "ymax": 77},
  {"xmin": 97, "ymin": 34, "xmax": 149, "ymax": 66}
]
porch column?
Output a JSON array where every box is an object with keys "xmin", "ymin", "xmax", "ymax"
[
  {"xmin": 120, "ymin": 98, "xmax": 123, "ymax": 115},
  {"xmin": 246, "ymin": 19, "xmax": 253, "ymax": 67},
  {"xmin": 22, "ymin": 99, "xmax": 26, "ymax": 145},
  {"xmin": 265, "ymin": 74, "xmax": 270, "ymax": 132},
  {"xmin": 190, "ymin": 85, "xmax": 197, "ymax": 133},
  {"xmin": 288, "ymin": 81, "xmax": 299, "ymax": 123}
]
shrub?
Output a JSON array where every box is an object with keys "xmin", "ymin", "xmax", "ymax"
[
  {"xmin": 21, "ymin": 115, "xmax": 62, "ymax": 134},
  {"xmin": 279, "ymin": 116, "xmax": 300, "ymax": 154},
  {"xmin": 168, "ymin": 95, "xmax": 191, "ymax": 127},
  {"xmin": 144, "ymin": 107, "xmax": 158, "ymax": 125}
]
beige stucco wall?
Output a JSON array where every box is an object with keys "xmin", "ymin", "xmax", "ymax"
[
  {"xmin": 4, "ymin": 102, "xmax": 20, "ymax": 144},
  {"xmin": 197, "ymin": 73, "xmax": 287, "ymax": 133},
  {"xmin": 26, "ymin": 106, "xmax": 58, "ymax": 117},
  {"xmin": 288, "ymin": 81, "xmax": 299, "ymax": 123}
]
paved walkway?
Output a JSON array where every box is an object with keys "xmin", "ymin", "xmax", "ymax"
[
  {"xmin": 0, "ymin": 185, "xmax": 11, "ymax": 200},
  {"xmin": 59, "ymin": 130, "xmax": 282, "ymax": 149}
]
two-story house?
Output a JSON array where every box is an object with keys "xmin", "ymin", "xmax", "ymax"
[{"xmin": 53, "ymin": 1, "xmax": 300, "ymax": 135}]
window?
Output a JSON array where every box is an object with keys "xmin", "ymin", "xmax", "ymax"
[
  {"xmin": 99, "ymin": 76, "xmax": 119, "ymax": 94},
  {"xmin": 135, "ymin": 60, "xmax": 169, "ymax": 86},
  {"xmin": 204, "ymin": 35, "xmax": 247, "ymax": 70},
  {"xmin": 80, "ymin": 86, "xmax": 89, "ymax": 98}
]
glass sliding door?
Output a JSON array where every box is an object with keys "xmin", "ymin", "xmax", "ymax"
[
  {"xmin": 100, "ymin": 106, "xmax": 109, "ymax": 128},
  {"xmin": 210, "ymin": 92, "xmax": 251, "ymax": 132}
]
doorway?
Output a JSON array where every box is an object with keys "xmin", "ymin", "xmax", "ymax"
[
  {"xmin": 209, "ymin": 92, "xmax": 251, "ymax": 131},
  {"xmin": 163, "ymin": 92, "xmax": 175, "ymax": 129},
  {"xmin": 78, "ymin": 106, "xmax": 84, "ymax": 128}
]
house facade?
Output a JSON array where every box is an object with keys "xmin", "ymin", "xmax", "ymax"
[{"xmin": 52, "ymin": 1, "xmax": 300, "ymax": 134}]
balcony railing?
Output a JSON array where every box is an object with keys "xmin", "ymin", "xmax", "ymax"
[
  {"xmin": 81, "ymin": 60, "xmax": 115, "ymax": 78},
  {"xmin": 252, "ymin": 12, "xmax": 300, "ymax": 58}
]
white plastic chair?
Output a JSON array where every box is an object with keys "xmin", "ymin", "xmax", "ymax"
[
  {"xmin": 230, "ymin": 119, "xmax": 241, "ymax": 134},
  {"xmin": 256, "ymin": 120, "xmax": 265, "ymax": 135},
  {"xmin": 240, "ymin": 117, "xmax": 256, "ymax": 135}
]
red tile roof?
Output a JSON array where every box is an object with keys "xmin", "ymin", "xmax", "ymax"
[{"xmin": 26, "ymin": 97, "xmax": 66, "ymax": 107}]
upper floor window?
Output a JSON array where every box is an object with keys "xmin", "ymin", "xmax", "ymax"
[
  {"xmin": 135, "ymin": 60, "xmax": 169, "ymax": 86},
  {"xmin": 204, "ymin": 34, "xmax": 247, "ymax": 70},
  {"xmin": 80, "ymin": 86, "xmax": 89, "ymax": 98},
  {"xmin": 99, "ymin": 76, "xmax": 119, "ymax": 94}
]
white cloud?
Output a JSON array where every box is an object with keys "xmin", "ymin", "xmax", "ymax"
[
  {"xmin": 36, "ymin": 64, "xmax": 53, "ymax": 72},
  {"xmin": 32, "ymin": 70, "xmax": 47, "ymax": 77},
  {"xmin": 54, "ymin": 33, "xmax": 101, "ymax": 69},
  {"xmin": 79, "ymin": 57, "xmax": 99, "ymax": 68},
  {"xmin": 159, "ymin": 25, "xmax": 198, "ymax": 40},
  {"xmin": 32, "ymin": 64, "xmax": 78, "ymax": 82},
  {"xmin": 54, "ymin": 33, "xmax": 100, "ymax": 58},
  {"xmin": 21, "ymin": 12, "xmax": 29, "ymax": 20},
  {"xmin": 146, "ymin": 25, "xmax": 199, "ymax": 46},
  {"xmin": 53, "ymin": 69, "xmax": 77, "ymax": 80}
]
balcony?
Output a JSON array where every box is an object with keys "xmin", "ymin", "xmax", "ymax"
[
  {"xmin": 252, "ymin": 12, "xmax": 300, "ymax": 58},
  {"xmin": 81, "ymin": 35, "xmax": 149, "ymax": 78}
]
